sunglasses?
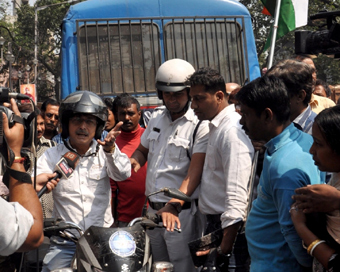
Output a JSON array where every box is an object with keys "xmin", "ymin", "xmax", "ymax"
[{"xmin": 45, "ymin": 113, "xmax": 59, "ymax": 120}]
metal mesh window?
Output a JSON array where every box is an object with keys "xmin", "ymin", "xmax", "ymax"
[
  {"xmin": 164, "ymin": 18, "xmax": 246, "ymax": 84},
  {"xmin": 76, "ymin": 17, "xmax": 248, "ymax": 95},
  {"xmin": 77, "ymin": 20, "xmax": 161, "ymax": 95}
]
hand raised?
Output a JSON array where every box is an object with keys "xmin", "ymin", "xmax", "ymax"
[{"xmin": 97, "ymin": 121, "xmax": 123, "ymax": 152}]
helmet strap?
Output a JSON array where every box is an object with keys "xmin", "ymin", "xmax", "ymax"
[
  {"xmin": 166, "ymin": 99, "xmax": 190, "ymax": 116},
  {"xmin": 63, "ymin": 139, "xmax": 100, "ymax": 158}
]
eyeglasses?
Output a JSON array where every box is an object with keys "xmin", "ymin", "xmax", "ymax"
[
  {"xmin": 70, "ymin": 116, "xmax": 97, "ymax": 127},
  {"xmin": 45, "ymin": 113, "xmax": 59, "ymax": 120}
]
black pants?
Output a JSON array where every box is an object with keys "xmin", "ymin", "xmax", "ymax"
[{"xmin": 205, "ymin": 215, "xmax": 250, "ymax": 272}]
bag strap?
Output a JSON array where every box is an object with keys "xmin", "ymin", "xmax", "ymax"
[{"xmin": 186, "ymin": 120, "xmax": 202, "ymax": 160}]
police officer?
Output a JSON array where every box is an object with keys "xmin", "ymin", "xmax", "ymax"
[{"xmin": 130, "ymin": 59, "xmax": 209, "ymax": 271}]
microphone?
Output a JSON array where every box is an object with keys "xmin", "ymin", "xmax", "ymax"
[{"xmin": 37, "ymin": 151, "xmax": 80, "ymax": 198}]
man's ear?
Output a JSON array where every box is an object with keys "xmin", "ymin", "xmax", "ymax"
[
  {"xmin": 298, "ymin": 90, "xmax": 307, "ymax": 102},
  {"xmin": 262, "ymin": 108, "xmax": 274, "ymax": 122},
  {"xmin": 216, "ymin": 90, "xmax": 224, "ymax": 102}
]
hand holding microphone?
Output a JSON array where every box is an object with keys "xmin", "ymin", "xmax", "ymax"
[{"xmin": 37, "ymin": 151, "xmax": 80, "ymax": 198}]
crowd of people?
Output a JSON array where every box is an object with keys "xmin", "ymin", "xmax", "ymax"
[{"xmin": 0, "ymin": 54, "xmax": 340, "ymax": 272}]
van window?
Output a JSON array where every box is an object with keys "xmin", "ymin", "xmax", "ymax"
[
  {"xmin": 164, "ymin": 18, "xmax": 245, "ymax": 84},
  {"xmin": 76, "ymin": 17, "xmax": 247, "ymax": 95},
  {"xmin": 77, "ymin": 21, "xmax": 161, "ymax": 94}
]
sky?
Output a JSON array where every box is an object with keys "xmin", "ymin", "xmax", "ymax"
[{"xmin": 4, "ymin": 0, "xmax": 37, "ymax": 14}]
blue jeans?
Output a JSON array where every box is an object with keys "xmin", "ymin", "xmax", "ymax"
[{"xmin": 42, "ymin": 236, "xmax": 76, "ymax": 272}]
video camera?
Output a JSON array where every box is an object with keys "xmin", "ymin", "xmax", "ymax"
[
  {"xmin": 0, "ymin": 87, "xmax": 36, "ymax": 148},
  {"xmin": 295, "ymin": 11, "xmax": 340, "ymax": 58}
]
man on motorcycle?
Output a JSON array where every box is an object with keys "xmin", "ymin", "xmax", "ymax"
[
  {"xmin": 34, "ymin": 91, "xmax": 131, "ymax": 271},
  {"xmin": 130, "ymin": 59, "xmax": 209, "ymax": 271}
]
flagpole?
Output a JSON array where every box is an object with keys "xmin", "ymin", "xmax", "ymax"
[{"xmin": 267, "ymin": 0, "xmax": 282, "ymax": 69}]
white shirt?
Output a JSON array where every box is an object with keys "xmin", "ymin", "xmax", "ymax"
[
  {"xmin": 141, "ymin": 106, "xmax": 209, "ymax": 202},
  {"xmin": 199, "ymin": 104, "xmax": 254, "ymax": 229},
  {"xmin": 35, "ymin": 140, "xmax": 131, "ymax": 232},
  {"xmin": 0, "ymin": 198, "xmax": 34, "ymax": 256}
]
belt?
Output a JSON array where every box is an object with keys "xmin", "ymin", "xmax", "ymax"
[
  {"xmin": 149, "ymin": 199, "xmax": 198, "ymax": 211},
  {"xmin": 206, "ymin": 214, "xmax": 222, "ymax": 224}
]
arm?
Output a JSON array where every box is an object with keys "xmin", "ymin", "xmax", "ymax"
[
  {"xmin": 159, "ymin": 152, "xmax": 206, "ymax": 231},
  {"xmin": 220, "ymin": 221, "xmax": 243, "ymax": 254},
  {"xmin": 4, "ymin": 99, "xmax": 44, "ymax": 252},
  {"xmin": 219, "ymin": 127, "xmax": 253, "ymax": 252},
  {"xmin": 274, "ymin": 181, "xmax": 313, "ymax": 267},
  {"xmin": 293, "ymin": 184, "xmax": 340, "ymax": 213},
  {"xmin": 130, "ymin": 144, "xmax": 149, "ymax": 172},
  {"xmin": 32, "ymin": 149, "xmax": 60, "ymax": 193},
  {"xmin": 101, "ymin": 122, "xmax": 131, "ymax": 181},
  {"xmin": 197, "ymin": 126, "xmax": 253, "ymax": 256},
  {"xmin": 291, "ymin": 206, "xmax": 335, "ymax": 269},
  {"xmin": 9, "ymin": 164, "xmax": 44, "ymax": 252}
]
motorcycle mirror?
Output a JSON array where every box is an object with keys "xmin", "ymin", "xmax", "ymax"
[{"xmin": 161, "ymin": 188, "xmax": 191, "ymax": 202}]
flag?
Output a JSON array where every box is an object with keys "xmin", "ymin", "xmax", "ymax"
[
  {"xmin": 261, "ymin": 7, "xmax": 271, "ymax": 16},
  {"xmin": 262, "ymin": 0, "xmax": 308, "ymax": 52}
]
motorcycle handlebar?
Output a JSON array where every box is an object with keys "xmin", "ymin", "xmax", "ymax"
[
  {"xmin": 44, "ymin": 220, "xmax": 84, "ymax": 239},
  {"xmin": 128, "ymin": 213, "xmax": 181, "ymax": 233}
]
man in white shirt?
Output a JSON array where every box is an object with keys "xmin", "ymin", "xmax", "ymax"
[
  {"xmin": 188, "ymin": 67, "xmax": 254, "ymax": 271},
  {"xmin": 130, "ymin": 59, "xmax": 209, "ymax": 271},
  {"xmin": 35, "ymin": 91, "xmax": 131, "ymax": 271}
]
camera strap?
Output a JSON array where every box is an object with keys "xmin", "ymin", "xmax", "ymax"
[
  {"xmin": 12, "ymin": 115, "xmax": 25, "ymax": 126},
  {"xmin": 3, "ymin": 166, "xmax": 32, "ymax": 186},
  {"xmin": 0, "ymin": 114, "xmax": 28, "ymax": 188}
]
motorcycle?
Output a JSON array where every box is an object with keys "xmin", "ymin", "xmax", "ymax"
[{"xmin": 43, "ymin": 187, "xmax": 191, "ymax": 272}]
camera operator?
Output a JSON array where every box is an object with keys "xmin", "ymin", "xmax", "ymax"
[{"xmin": 0, "ymin": 98, "xmax": 44, "ymax": 256}]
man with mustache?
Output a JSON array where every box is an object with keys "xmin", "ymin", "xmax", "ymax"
[
  {"xmin": 188, "ymin": 67, "xmax": 254, "ymax": 271},
  {"xmin": 110, "ymin": 94, "xmax": 147, "ymax": 227},
  {"xmin": 130, "ymin": 59, "xmax": 209, "ymax": 271},
  {"xmin": 41, "ymin": 99, "xmax": 60, "ymax": 140},
  {"xmin": 34, "ymin": 91, "xmax": 131, "ymax": 271}
]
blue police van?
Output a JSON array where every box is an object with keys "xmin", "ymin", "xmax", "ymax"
[{"xmin": 60, "ymin": 0, "xmax": 260, "ymax": 107}]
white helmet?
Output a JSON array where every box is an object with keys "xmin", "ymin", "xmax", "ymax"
[{"xmin": 155, "ymin": 59, "xmax": 195, "ymax": 95}]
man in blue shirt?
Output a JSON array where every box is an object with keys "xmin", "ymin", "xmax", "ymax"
[{"xmin": 236, "ymin": 75, "xmax": 323, "ymax": 271}]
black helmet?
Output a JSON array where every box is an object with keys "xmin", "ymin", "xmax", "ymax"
[{"xmin": 59, "ymin": 91, "xmax": 108, "ymax": 140}]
